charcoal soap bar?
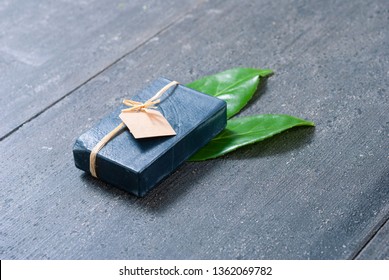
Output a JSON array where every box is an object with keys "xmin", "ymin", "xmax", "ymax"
[{"xmin": 73, "ymin": 78, "xmax": 227, "ymax": 196}]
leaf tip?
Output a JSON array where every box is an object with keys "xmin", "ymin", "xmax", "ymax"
[
  {"xmin": 306, "ymin": 121, "xmax": 315, "ymax": 127},
  {"xmin": 258, "ymin": 68, "xmax": 274, "ymax": 78}
]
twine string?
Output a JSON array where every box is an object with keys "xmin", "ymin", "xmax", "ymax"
[{"xmin": 89, "ymin": 81, "xmax": 179, "ymax": 178}]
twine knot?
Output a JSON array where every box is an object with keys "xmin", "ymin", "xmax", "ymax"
[
  {"xmin": 89, "ymin": 80, "xmax": 179, "ymax": 178},
  {"xmin": 121, "ymin": 81, "xmax": 179, "ymax": 113}
]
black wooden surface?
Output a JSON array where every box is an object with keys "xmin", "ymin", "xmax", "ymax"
[
  {"xmin": 0, "ymin": 0, "xmax": 195, "ymax": 139},
  {"xmin": 357, "ymin": 219, "xmax": 389, "ymax": 259},
  {"xmin": 1, "ymin": 0, "xmax": 388, "ymax": 259}
]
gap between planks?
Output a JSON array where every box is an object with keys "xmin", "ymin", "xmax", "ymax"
[
  {"xmin": 351, "ymin": 212, "xmax": 389, "ymax": 259},
  {"xmin": 0, "ymin": 5, "xmax": 199, "ymax": 142}
]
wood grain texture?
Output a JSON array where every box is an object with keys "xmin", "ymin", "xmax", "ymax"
[
  {"xmin": 1, "ymin": 0, "xmax": 388, "ymax": 259},
  {"xmin": 0, "ymin": 0, "xmax": 196, "ymax": 139}
]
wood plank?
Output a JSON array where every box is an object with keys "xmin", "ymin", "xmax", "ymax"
[
  {"xmin": 0, "ymin": 0, "xmax": 196, "ymax": 139},
  {"xmin": 1, "ymin": 0, "xmax": 388, "ymax": 259},
  {"xmin": 356, "ymin": 218, "xmax": 389, "ymax": 259}
]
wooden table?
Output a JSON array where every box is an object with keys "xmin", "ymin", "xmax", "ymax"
[{"xmin": 1, "ymin": 0, "xmax": 388, "ymax": 259}]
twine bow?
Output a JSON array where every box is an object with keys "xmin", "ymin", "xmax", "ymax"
[{"xmin": 89, "ymin": 80, "xmax": 179, "ymax": 178}]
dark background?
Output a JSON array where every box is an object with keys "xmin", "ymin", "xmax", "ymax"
[{"xmin": 0, "ymin": 0, "xmax": 388, "ymax": 259}]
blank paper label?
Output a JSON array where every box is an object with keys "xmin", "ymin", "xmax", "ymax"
[{"xmin": 119, "ymin": 109, "xmax": 176, "ymax": 139}]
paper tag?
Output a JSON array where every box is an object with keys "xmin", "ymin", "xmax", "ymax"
[{"xmin": 119, "ymin": 109, "xmax": 176, "ymax": 139}]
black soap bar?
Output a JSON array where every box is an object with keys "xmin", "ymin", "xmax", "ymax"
[{"xmin": 73, "ymin": 78, "xmax": 227, "ymax": 196}]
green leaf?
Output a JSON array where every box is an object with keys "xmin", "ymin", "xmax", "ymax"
[
  {"xmin": 189, "ymin": 114, "xmax": 315, "ymax": 161},
  {"xmin": 186, "ymin": 68, "xmax": 273, "ymax": 119}
]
